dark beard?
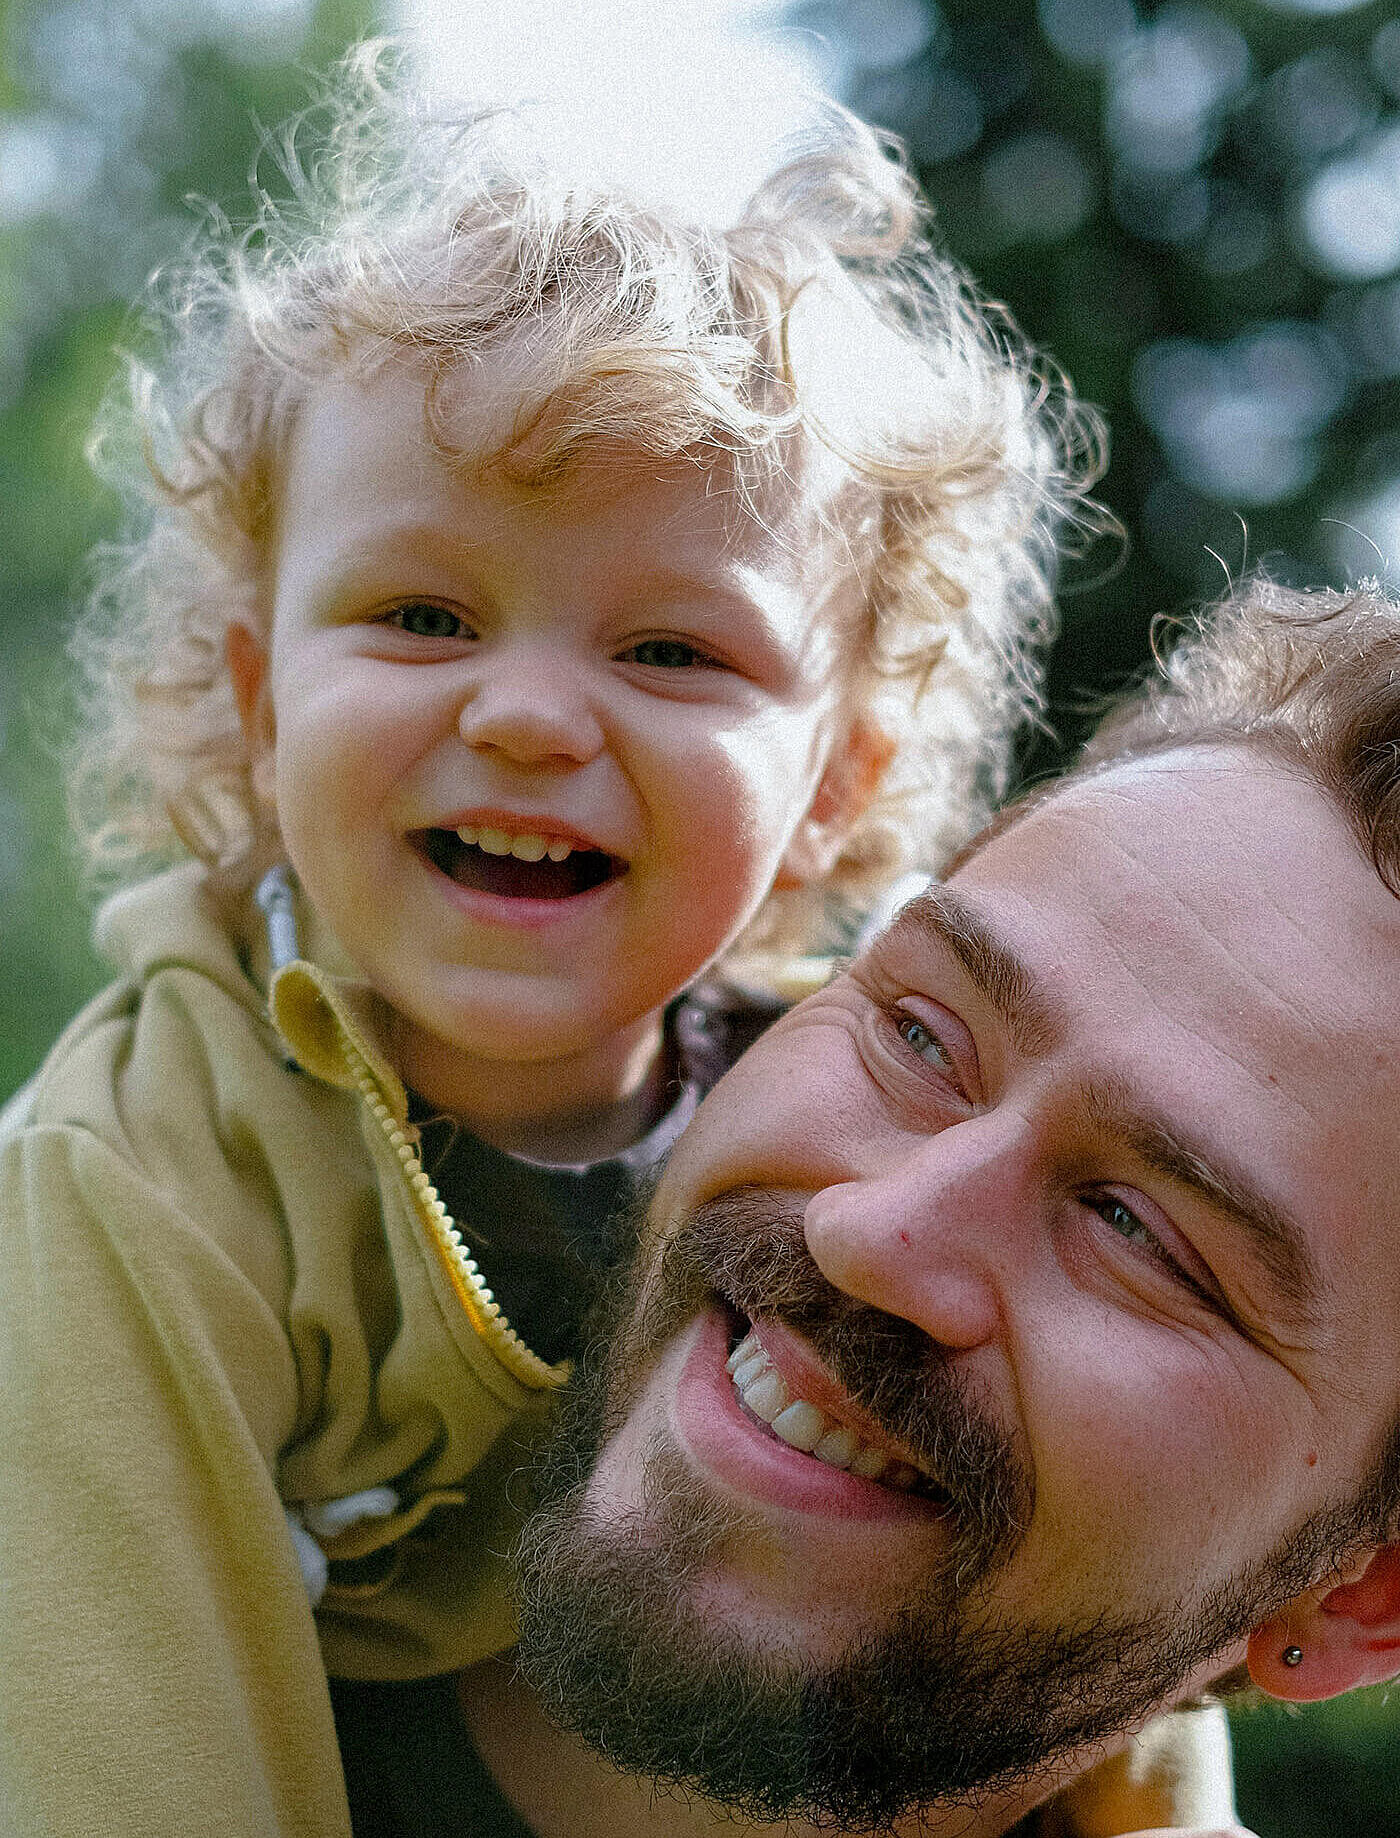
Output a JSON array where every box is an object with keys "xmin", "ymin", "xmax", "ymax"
[{"xmin": 514, "ymin": 1185, "xmax": 1372, "ymax": 1834}]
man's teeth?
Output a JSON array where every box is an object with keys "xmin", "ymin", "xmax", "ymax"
[
  {"xmin": 456, "ymin": 825, "xmax": 575, "ymax": 863},
  {"xmin": 725, "ymin": 1330, "xmax": 923, "ymax": 1491}
]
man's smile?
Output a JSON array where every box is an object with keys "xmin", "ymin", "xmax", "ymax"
[
  {"xmin": 726, "ymin": 1314, "xmax": 953, "ymax": 1500},
  {"xmin": 669, "ymin": 1305, "xmax": 956, "ymax": 1524}
]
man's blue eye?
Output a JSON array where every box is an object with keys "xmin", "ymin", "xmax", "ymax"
[
  {"xmin": 621, "ymin": 638, "xmax": 710, "ymax": 669},
  {"xmin": 1092, "ymin": 1196, "xmax": 1148, "ymax": 1243},
  {"xmin": 897, "ymin": 1014, "xmax": 953, "ymax": 1069},
  {"xmin": 387, "ymin": 602, "xmax": 465, "ymax": 639}
]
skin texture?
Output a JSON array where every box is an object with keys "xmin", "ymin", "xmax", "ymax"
[
  {"xmin": 505, "ymin": 746, "xmax": 1400, "ymax": 1834},
  {"xmin": 230, "ymin": 357, "xmax": 871, "ymax": 1157}
]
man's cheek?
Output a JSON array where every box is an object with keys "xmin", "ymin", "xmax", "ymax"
[{"xmin": 589, "ymin": 1329, "xmax": 697, "ymax": 1513}]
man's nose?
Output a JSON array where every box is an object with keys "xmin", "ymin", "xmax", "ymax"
[
  {"xmin": 457, "ymin": 647, "xmax": 605, "ymax": 767},
  {"xmin": 802, "ymin": 1114, "xmax": 1032, "ymax": 1353}
]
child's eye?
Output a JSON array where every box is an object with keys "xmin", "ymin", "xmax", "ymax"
[
  {"xmin": 617, "ymin": 637, "xmax": 718, "ymax": 669},
  {"xmin": 384, "ymin": 601, "xmax": 471, "ymax": 640}
]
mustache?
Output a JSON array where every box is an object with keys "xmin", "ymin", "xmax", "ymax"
[{"xmin": 638, "ymin": 1185, "xmax": 1034, "ymax": 1569}]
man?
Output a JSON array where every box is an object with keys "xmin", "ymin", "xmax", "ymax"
[{"xmin": 340, "ymin": 579, "xmax": 1400, "ymax": 1836}]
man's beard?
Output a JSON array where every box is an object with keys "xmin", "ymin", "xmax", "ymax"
[{"xmin": 514, "ymin": 1186, "xmax": 1366, "ymax": 1834}]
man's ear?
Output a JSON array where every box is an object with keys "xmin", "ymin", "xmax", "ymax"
[
  {"xmin": 777, "ymin": 717, "xmax": 894, "ymax": 890},
  {"xmin": 1246, "ymin": 1544, "xmax": 1400, "ymax": 1703},
  {"xmin": 227, "ymin": 621, "xmax": 277, "ymax": 809}
]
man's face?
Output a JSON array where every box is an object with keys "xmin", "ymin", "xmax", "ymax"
[{"xmin": 516, "ymin": 747, "xmax": 1400, "ymax": 1829}]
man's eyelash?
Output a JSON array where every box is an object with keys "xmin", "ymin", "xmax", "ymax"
[
  {"xmin": 895, "ymin": 1011, "xmax": 956, "ymax": 1070},
  {"xmin": 1081, "ymin": 1192, "xmax": 1226, "ymax": 1315}
]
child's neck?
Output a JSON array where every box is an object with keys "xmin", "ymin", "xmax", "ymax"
[{"xmin": 395, "ymin": 1014, "xmax": 670, "ymax": 1165}]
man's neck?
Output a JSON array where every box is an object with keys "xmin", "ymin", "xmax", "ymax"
[{"xmin": 456, "ymin": 1656, "xmax": 1054, "ymax": 1838}]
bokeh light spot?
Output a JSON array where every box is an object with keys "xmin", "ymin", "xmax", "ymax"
[{"xmin": 983, "ymin": 130, "xmax": 1096, "ymax": 242}]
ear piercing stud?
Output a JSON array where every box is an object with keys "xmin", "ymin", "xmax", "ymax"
[{"xmin": 1281, "ymin": 1645, "xmax": 1304, "ymax": 1668}]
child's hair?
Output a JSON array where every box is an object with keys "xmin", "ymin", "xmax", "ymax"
[{"xmin": 68, "ymin": 40, "xmax": 1105, "ymax": 958}]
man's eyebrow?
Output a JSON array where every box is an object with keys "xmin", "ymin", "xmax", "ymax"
[
  {"xmin": 1085, "ymin": 1080, "xmax": 1325, "ymax": 1331},
  {"xmin": 892, "ymin": 886, "xmax": 1065, "ymax": 1060}
]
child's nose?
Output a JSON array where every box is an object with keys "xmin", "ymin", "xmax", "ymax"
[{"xmin": 457, "ymin": 658, "xmax": 605, "ymax": 767}]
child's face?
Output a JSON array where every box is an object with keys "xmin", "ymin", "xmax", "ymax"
[{"xmin": 234, "ymin": 359, "xmax": 868, "ymax": 1102}]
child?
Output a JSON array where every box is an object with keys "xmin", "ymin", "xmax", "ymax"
[{"xmin": 0, "ymin": 44, "xmax": 1229, "ymax": 1838}]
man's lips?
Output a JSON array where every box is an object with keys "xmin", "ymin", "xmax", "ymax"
[
  {"xmin": 670, "ymin": 1306, "xmax": 953, "ymax": 1523},
  {"xmin": 729, "ymin": 1313, "xmax": 949, "ymax": 1497}
]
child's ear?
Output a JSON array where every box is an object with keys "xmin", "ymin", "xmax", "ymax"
[
  {"xmin": 226, "ymin": 621, "xmax": 277, "ymax": 809},
  {"xmin": 1246, "ymin": 1543, "xmax": 1400, "ymax": 1703},
  {"xmin": 777, "ymin": 716, "xmax": 894, "ymax": 890}
]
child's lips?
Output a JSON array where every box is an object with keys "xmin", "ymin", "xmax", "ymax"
[{"xmin": 411, "ymin": 827, "xmax": 625, "ymax": 901}]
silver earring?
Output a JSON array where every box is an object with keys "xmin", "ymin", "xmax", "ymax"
[{"xmin": 1281, "ymin": 1645, "xmax": 1304, "ymax": 1667}]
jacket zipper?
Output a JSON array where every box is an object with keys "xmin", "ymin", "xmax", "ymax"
[{"xmin": 340, "ymin": 1036, "xmax": 568, "ymax": 1393}]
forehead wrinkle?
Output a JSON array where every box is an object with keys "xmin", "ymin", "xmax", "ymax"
[
  {"xmin": 897, "ymin": 886, "xmax": 1064, "ymax": 1060},
  {"xmin": 1048, "ymin": 795, "xmax": 1391, "ymax": 1141},
  {"xmin": 1049, "ymin": 789, "xmax": 1364, "ymax": 1051},
  {"xmin": 1081, "ymin": 1075, "xmax": 1326, "ymax": 1335}
]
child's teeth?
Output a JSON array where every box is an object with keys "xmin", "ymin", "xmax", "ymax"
[{"xmin": 453, "ymin": 825, "xmax": 577, "ymax": 861}]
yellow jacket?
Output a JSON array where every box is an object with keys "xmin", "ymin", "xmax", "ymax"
[{"xmin": 0, "ymin": 865, "xmax": 563, "ymax": 1836}]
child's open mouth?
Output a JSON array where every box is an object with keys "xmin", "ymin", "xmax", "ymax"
[{"xmin": 415, "ymin": 825, "xmax": 625, "ymax": 901}]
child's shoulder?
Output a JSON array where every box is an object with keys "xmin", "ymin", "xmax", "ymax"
[
  {"xmin": 0, "ymin": 860, "xmax": 368, "ymax": 1317},
  {"xmin": 9, "ymin": 862, "xmax": 278, "ymax": 1150}
]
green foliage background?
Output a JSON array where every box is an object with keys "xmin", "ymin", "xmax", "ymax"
[{"xmin": 1, "ymin": 0, "xmax": 1398, "ymax": 1831}]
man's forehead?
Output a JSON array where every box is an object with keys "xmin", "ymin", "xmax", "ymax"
[{"xmin": 943, "ymin": 751, "xmax": 1400, "ymax": 1084}]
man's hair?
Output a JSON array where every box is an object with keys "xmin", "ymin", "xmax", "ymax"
[
  {"xmin": 1077, "ymin": 572, "xmax": 1400, "ymax": 1542},
  {"xmin": 1079, "ymin": 575, "xmax": 1400, "ymax": 898},
  {"xmin": 66, "ymin": 41, "xmax": 1103, "ymax": 956}
]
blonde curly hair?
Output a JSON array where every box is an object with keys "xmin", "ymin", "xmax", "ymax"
[{"xmin": 68, "ymin": 41, "xmax": 1105, "ymax": 957}]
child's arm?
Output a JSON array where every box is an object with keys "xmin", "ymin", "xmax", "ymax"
[
  {"xmin": 1033, "ymin": 1707, "xmax": 1240, "ymax": 1837},
  {"xmin": 0, "ymin": 1124, "xmax": 351, "ymax": 1838}
]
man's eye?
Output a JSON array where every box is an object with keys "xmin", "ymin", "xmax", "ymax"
[
  {"xmin": 385, "ymin": 602, "xmax": 469, "ymax": 639},
  {"xmin": 896, "ymin": 1012, "xmax": 956, "ymax": 1072},
  {"xmin": 1086, "ymin": 1192, "xmax": 1155, "ymax": 1250},
  {"xmin": 1081, "ymin": 1190, "xmax": 1216, "ymax": 1306},
  {"xmin": 618, "ymin": 637, "xmax": 715, "ymax": 669}
]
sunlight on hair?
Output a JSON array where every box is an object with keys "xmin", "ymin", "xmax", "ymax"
[{"xmin": 389, "ymin": 0, "xmax": 828, "ymax": 224}]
